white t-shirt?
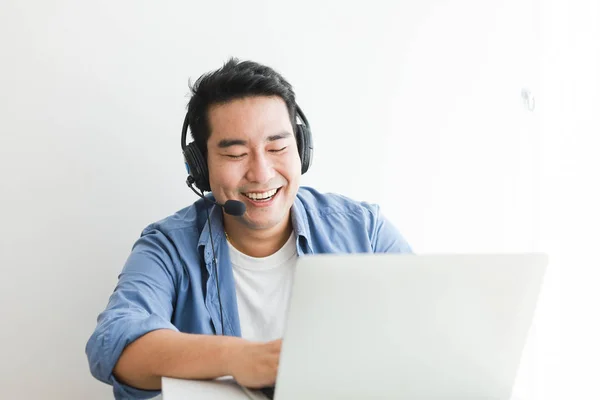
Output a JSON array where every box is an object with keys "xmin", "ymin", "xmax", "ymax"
[{"xmin": 228, "ymin": 232, "xmax": 298, "ymax": 342}]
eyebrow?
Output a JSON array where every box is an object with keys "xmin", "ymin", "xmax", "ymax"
[
  {"xmin": 217, "ymin": 139, "xmax": 247, "ymax": 148},
  {"xmin": 217, "ymin": 131, "xmax": 293, "ymax": 148}
]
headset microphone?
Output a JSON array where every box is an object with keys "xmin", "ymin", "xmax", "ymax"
[
  {"xmin": 220, "ymin": 199, "xmax": 246, "ymax": 217},
  {"xmin": 185, "ymin": 177, "xmax": 246, "ymax": 217}
]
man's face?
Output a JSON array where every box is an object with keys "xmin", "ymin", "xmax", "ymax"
[{"xmin": 206, "ymin": 95, "xmax": 301, "ymax": 231}]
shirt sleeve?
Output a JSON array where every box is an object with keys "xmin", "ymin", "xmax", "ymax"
[
  {"xmin": 85, "ymin": 228, "xmax": 181, "ymax": 399},
  {"xmin": 367, "ymin": 204, "xmax": 413, "ymax": 254}
]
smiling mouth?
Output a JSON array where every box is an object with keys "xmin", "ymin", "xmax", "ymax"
[{"xmin": 241, "ymin": 187, "xmax": 281, "ymax": 202}]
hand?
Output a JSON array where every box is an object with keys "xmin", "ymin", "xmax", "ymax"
[{"xmin": 228, "ymin": 339, "xmax": 282, "ymax": 388}]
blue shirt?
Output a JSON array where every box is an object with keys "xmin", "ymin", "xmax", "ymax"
[{"xmin": 85, "ymin": 187, "xmax": 412, "ymax": 399}]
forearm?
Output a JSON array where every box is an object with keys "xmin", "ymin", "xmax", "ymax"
[{"xmin": 113, "ymin": 329, "xmax": 244, "ymax": 390}]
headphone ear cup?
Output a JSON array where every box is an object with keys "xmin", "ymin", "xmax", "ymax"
[
  {"xmin": 184, "ymin": 142, "xmax": 211, "ymax": 192},
  {"xmin": 296, "ymin": 124, "xmax": 313, "ymax": 174}
]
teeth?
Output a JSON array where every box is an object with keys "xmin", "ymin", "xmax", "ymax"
[{"xmin": 243, "ymin": 188, "xmax": 278, "ymax": 200}]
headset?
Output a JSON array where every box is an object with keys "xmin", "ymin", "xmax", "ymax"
[{"xmin": 181, "ymin": 104, "xmax": 314, "ymax": 193}]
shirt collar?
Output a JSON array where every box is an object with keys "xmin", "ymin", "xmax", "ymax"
[
  {"xmin": 291, "ymin": 196, "xmax": 313, "ymax": 253},
  {"xmin": 197, "ymin": 199, "xmax": 226, "ymax": 260}
]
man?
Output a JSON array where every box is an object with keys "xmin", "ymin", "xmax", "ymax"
[{"xmin": 86, "ymin": 58, "xmax": 412, "ymax": 399}]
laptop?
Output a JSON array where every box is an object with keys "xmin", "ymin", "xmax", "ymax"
[{"xmin": 269, "ymin": 253, "xmax": 547, "ymax": 400}]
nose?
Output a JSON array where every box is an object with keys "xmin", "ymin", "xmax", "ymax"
[{"xmin": 246, "ymin": 150, "xmax": 275, "ymax": 184}]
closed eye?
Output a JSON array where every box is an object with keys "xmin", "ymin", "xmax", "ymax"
[
  {"xmin": 225, "ymin": 153, "xmax": 247, "ymax": 159},
  {"xmin": 269, "ymin": 147, "xmax": 287, "ymax": 153}
]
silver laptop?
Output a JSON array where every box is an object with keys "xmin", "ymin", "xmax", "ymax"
[{"xmin": 273, "ymin": 253, "xmax": 547, "ymax": 400}]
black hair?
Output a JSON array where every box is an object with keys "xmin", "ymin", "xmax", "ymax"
[{"xmin": 186, "ymin": 57, "xmax": 297, "ymax": 156}]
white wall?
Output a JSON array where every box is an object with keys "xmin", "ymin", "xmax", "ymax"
[
  {"xmin": 532, "ymin": 1, "xmax": 600, "ymax": 399},
  {"xmin": 1, "ymin": 0, "xmax": 596, "ymax": 398}
]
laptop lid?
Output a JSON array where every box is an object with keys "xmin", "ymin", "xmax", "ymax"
[{"xmin": 274, "ymin": 253, "xmax": 547, "ymax": 399}]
